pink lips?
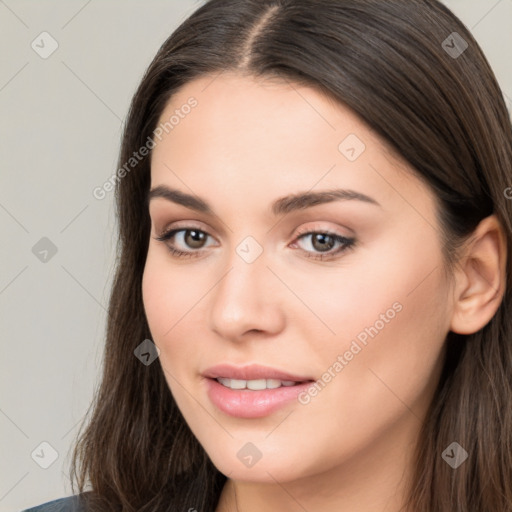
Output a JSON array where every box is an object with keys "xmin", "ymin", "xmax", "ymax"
[{"xmin": 202, "ymin": 363, "xmax": 315, "ymax": 419}]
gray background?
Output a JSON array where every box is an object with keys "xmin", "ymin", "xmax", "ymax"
[{"xmin": 1, "ymin": 1, "xmax": 511, "ymax": 511}]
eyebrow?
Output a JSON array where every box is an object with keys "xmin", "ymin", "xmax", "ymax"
[{"xmin": 148, "ymin": 185, "xmax": 381, "ymax": 216}]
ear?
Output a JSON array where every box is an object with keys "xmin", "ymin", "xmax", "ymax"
[{"xmin": 450, "ymin": 214, "xmax": 507, "ymax": 335}]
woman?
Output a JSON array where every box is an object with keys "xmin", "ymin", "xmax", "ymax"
[{"xmin": 22, "ymin": 0, "xmax": 512, "ymax": 511}]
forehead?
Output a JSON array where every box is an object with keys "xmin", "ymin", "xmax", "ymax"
[
  {"xmin": 154, "ymin": 72, "xmax": 372, "ymax": 155},
  {"xmin": 148, "ymin": 72, "xmax": 435, "ymax": 223}
]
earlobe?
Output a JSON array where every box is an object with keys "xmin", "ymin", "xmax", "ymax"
[{"xmin": 450, "ymin": 214, "xmax": 507, "ymax": 335}]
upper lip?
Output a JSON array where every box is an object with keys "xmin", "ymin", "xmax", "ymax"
[{"xmin": 202, "ymin": 363, "xmax": 314, "ymax": 382}]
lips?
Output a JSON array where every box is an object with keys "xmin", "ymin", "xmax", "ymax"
[
  {"xmin": 202, "ymin": 363, "xmax": 314, "ymax": 383},
  {"xmin": 204, "ymin": 377, "xmax": 315, "ymax": 418},
  {"xmin": 202, "ymin": 364, "xmax": 316, "ymax": 418}
]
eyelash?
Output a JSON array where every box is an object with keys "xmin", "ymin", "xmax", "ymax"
[{"xmin": 154, "ymin": 225, "xmax": 356, "ymax": 262}]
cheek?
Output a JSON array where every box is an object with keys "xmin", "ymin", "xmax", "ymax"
[
  {"xmin": 285, "ymin": 229, "xmax": 448, "ymax": 348},
  {"xmin": 300, "ymin": 236, "xmax": 450, "ymax": 421},
  {"xmin": 141, "ymin": 253, "xmax": 220, "ymax": 430},
  {"xmin": 142, "ymin": 258, "xmax": 173, "ymax": 341},
  {"xmin": 141, "ymin": 252, "xmax": 211, "ymax": 372}
]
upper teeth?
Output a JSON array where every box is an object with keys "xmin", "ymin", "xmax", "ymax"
[{"xmin": 216, "ymin": 378, "xmax": 298, "ymax": 390}]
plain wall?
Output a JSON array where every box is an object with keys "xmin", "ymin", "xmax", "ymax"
[{"xmin": 1, "ymin": 1, "xmax": 511, "ymax": 511}]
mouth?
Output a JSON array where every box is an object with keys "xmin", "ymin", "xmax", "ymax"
[
  {"xmin": 214, "ymin": 377, "xmax": 312, "ymax": 390},
  {"xmin": 202, "ymin": 364, "xmax": 316, "ymax": 419}
]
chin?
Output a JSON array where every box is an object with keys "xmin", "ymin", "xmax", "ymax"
[{"xmin": 207, "ymin": 450, "xmax": 307, "ymax": 483}]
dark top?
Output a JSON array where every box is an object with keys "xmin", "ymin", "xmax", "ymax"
[{"xmin": 21, "ymin": 495, "xmax": 85, "ymax": 512}]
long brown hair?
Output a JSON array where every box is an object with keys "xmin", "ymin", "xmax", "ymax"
[{"xmin": 70, "ymin": 1, "xmax": 512, "ymax": 510}]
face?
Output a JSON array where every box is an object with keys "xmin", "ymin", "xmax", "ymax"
[{"xmin": 142, "ymin": 72, "xmax": 453, "ymax": 484}]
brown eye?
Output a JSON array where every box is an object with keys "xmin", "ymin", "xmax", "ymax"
[
  {"xmin": 310, "ymin": 233, "xmax": 336, "ymax": 252},
  {"xmin": 183, "ymin": 229, "xmax": 208, "ymax": 249},
  {"xmin": 154, "ymin": 226, "xmax": 355, "ymax": 262},
  {"xmin": 292, "ymin": 230, "xmax": 356, "ymax": 261},
  {"xmin": 154, "ymin": 228, "xmax": 214, "ymax": 256}
]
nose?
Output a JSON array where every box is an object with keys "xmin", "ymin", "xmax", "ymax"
[{"xmin": 208, "ymin": 248, "xmax": 286, "ymax": 342}]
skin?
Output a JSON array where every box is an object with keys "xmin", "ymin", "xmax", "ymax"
[{"xmin": 142, "ymin": 72, "xmax": 507, "ymax": 512}]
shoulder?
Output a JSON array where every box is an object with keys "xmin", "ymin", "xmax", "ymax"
[{"xmin": 20, "ymin": 495, "xmax": 86, "ymax": 512}]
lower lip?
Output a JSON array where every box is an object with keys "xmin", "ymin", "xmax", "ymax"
[{"xmin": 204, "ymin": 377, "xmax": 314, "ymax": 418}]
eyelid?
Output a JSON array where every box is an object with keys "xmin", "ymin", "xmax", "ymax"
[
  {"xmin": 156, "ymin": 220, "xmax": 214, "ymax": 238},
  {"xmin": 156, "ymin": 222, "xmax": 350, "ymax": 244},
  {"xmin": 292, "ymin": 222, "xmax": 352, "ymax": 240}
]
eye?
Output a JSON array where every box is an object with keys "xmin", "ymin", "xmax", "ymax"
[
  {"xmin": 153, "ymin": 226, "xmax": 356, "ymax": 261},
  {"xmin": 291, "ymin": 229, "xmax": 356, "ymax": 261},
  {"xmin": 154, "ymin": 227, "xmax": 215, "ymax": 259}
]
